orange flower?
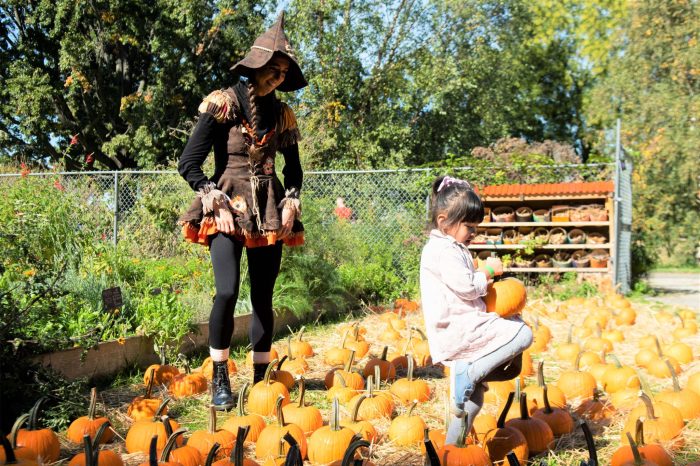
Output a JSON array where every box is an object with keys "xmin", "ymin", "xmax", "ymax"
[
  {"xmin": 20, "ymin": 162, "xmax": 30, "ymax": 178},
  {"xmin": 53, "ymin": 179, "xmax": 65, "ymax": 191},
  {"xmin": 70, "ymin": 134, "xmax": 79, "ymax": 146},
  {"xmin": 117, "ymin": 337, "xmax": 126, "ymax": 345},
  {"xmin": 23, "ymin": 269, "xmax": 36, "ymax": 277}
]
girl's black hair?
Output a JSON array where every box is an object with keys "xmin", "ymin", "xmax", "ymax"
[{"xmin": 429, "ymin": 175, "xmax": 484, "ymax": 230}]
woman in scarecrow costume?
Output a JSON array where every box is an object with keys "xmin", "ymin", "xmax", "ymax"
[{"xmin": 178, "ymin": 13, "xmax": 307, "ymax": 410}]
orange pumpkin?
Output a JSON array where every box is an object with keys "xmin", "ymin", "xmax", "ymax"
[
  {"xmin": 188, "ymin": 407, "xmax": 236, "ymax": 460},
  {"xmin": 160, "ymin": 429, "xmax": 202, "ymax": 466},
  {"xmin": 144, "ymin": 347, "xmax": 180, "ymax": 386},
  {"xmin": 601, "ymin": 354, "xmax": 640, "ymax": 394},
  {"xmin": 0, "ymin": 434, "xmax": 37, "ymax": 466},
  {"xmin": 611, "ymin": 420, "xmax": 672, "ymax": 466},
  {"xmin": 289, "ymin": 326, "xmax": 314, "ymax": 358},
  {"xmin": 505, "ymin": 393, "xmax": 554, "ymax": 457},
  {"xmin": 169, "ymin": 358, "xmax": 208, "ymax": 399},
  {"xmin": 2, "ymin": 415, "xmax": 38, "ymax": 463},
  {"xmin": 247, "ymin": 359, "xmax": 290, "ymax": 417},
  {"xmin": 531, "ymin": 386, "xmax": 574, "ymax": 437},
  {"xmin": 438, "ymin": 414, "xmax": 491, "ymax": 465},
  {"xmin": 281, "ymin": 377, "xmax": 323, "ymax": 435},
  {"xmin": 387, "ymin": 401, "xmax": 427, "ymax": 446},
  {"xmin": 339, "ymin": 394, "xmax": 378, "ymax": 443},
  {"xmin": 325, "ymin": 350, "xmax": 364, "ymax": 390},
  {"xmin": 280, "ymin": 337, "xmax": 309, "ymax": 376},
  {"xmin": 67, "ymin": 422, "xmax": 123, "ymax": 466},
  {"xmin": 621, "ymin": 393, "xmax": 683, "ymax": 447},
  {"xmin": 212, "ymin": 426, "xmax": 261, "ymax": 466},
  {"xmin": 13, "ymin": 398, "xmax": 60, "ymax": 463},
  {"xmin": 137, "ymin": 435, "xmax": 183, "ymax": 466},
  {"xmin": 362, "ymin": 346, "xmax": 396, "ymax": 382},
  {"xmin": 307, "ymin": 398, "xmax": 356, "ymax": 464},
  {"xmin": 126, "ymin": 410, "xmax": 182, "ymax": 454},
  {"xmin": 556, "ymin": 352, "xmax": 596, "ymax": 402},
  {"xmin": 522, "ymin": 361, "xmax": 566, "ymax": 410},
  {"xmin": 66, "ymin": 388, "xmax": 114, "ymax": 444},
  {"xmin": 389, "ymin": 355, "xmax": 431, "ymax": 404},
  {"xmin": 347, "ymin": 376, "xmax": 394, "ymax": 420},
  {"xmin": 554, "ymin": 326, "xmax": 581, "ymax": 363},
  {"xmin": 654, "ymin": 360, "xmax": 700, "ymax": 420},
  {"xmin": 221, "ymin": 383, "xmax": 267, "ymax": 443},
  {"xmin": 483, "ymin": 392, "xmax": 528, "ymax": 464},
  {"xmin": 255, "ymin": 396, "xmax": 307, "ymax": 461},
  {"xmin": 483, "ymin": 278, "xmax": 527, "ymax": 317}
]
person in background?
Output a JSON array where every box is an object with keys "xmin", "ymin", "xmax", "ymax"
[
  {"xmin": 334, "ymin": 196, "xmax": 354, "ymax": 221},
  {"xmin": 419, "ymin": 175, "xmax": 533, "ymax": 443},
  {"xmin": 177, "ymin": 13, "xmax": 307, "ymax": 410}
]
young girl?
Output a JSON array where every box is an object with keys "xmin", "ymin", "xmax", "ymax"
[{"xmin": 419, "ymin": 175, "xmax": 533, "ymax": 443}]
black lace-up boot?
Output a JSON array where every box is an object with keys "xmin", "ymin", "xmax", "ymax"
[
  {"xmin": 253, "ymin": 363, "xmax": 268, "ymax": 385},
  {"xmin": 211, "ymin": 360, "xmax": 235, "ymax": 411}
]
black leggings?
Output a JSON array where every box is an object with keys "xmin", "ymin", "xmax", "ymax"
[{"xmin": 208, "ymin": 233, "xmax": 283, "ymax": 351}]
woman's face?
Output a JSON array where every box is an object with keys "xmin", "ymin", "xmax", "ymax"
[{"xmin": 254, "ymin": 56, "xmax": 290, "ymax": 96}]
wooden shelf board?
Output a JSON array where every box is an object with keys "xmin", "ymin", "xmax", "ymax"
[
  {"xmin": 469, "ymin": 244, "xmax": 611, "ymax": 250},
  {"xmin": 483, "ymin": 194, "xmax": 610, "ymax": 201},
  {"xmin": 480, "ymin": 221, "xmax": 610, "ymax": 227},
  {"xmin": 504, "ymin": 267, "xmax": 610, "ymax": 273}
]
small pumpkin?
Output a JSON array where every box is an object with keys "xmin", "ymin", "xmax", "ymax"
[
  {"xmin": 345, "ymin": 324, "xmax": 370, "ymax": 359},
  {"xmin": 483, "ymin": 392, "xmax": 528, "ymax": 464},
  {"xmin": 505, "ymin": 393, "xmax": 553, "ymax": 458},
  {"xmin": 289, "ymin": 326, "xmax": 314, "ymax": 358},
  {"xmin": 438, "ymin": 413, "xmax": 491, "ymax": 465},
  {"xmin": 327, "ymin": 373, "xmax": 359, "ymax": 405},
  {"xmin": 221, "ymin": 383, "xmax": 267, "ymax": 443},
  {"xmin": 389, "ymin": 355, "xmax": 431, "ymax": 404},
  {"xmin": 663, "ymin": 341, "xmax": 693, "ymax": 364},
  {"xmin": 575, "ymin": 390, "xmax": 616, "ymax": 420},
  {"xmin": 0, "ymin": 433, "xmax": 38, "ymax": 466},
  {"xmin": 347, "ymin": 375, "xmax": 394, "ymax": 420},
  {"xmin": 325, "ymin": 331, "xmax": 354, "ymax": 366},
  {"xmin": 621, "ymin": 393, "xmax": 682, "ymax": 447},
  {"xmin": 67, "ymin": 422, "xmax": 123, "ymax": 466},
  {"xmin": 269, "ymin": 356, "xmax": 295, "ymax": 390},
  {"xmin": 611, "ymin": 420, "xmax": 672, "ymax": 466},
  {"xmin": 125, "ymin": 408, "xmax": 182, "ymax": 454},
  {"xmin": 601, "ymin": 354, "xmax": 640, "ymax": 394},
  {"xmin": 531, "ymin": 385, "xmax": 574, "ymax": 437},
  {"xmin": 688, "ymin": 371, "xmax": 700, "ymax": 395},
  {"xmin": 128, "ymin": 368, "xmax": 169, "ymax": 421},
  {"xmin": 188, "ymin": 407, "xmax": 236, "ymax": 460},
  {"xmin": 1, "ymin": 416, "xmax": 37, "ymax": 463},
  {"xmin": 144, "ymin": 346, "xmax": 180, "ymax": 386},
  {"xmin": 325, "ymin": 350, "xmax": 364, "ymax": 390},
  {"xmin": 654, "ymin": 360, "xmax": 700, "ymax": 420},
  {"xmin": 554, "ymin": 326, "xmax": 580, "ymax": 363},
  {"xmin": 387, "ymin": 401, "xmax": 427, "ymax": 446},
  {"xmin": 13, "ymin": 398, "xmax": 60, "ymax": 463},
  {"xmin": 137, "ymin": 435, "xmax": 183, "ymax": 466},
  {"xmin": 169, "ymin": 355, "xmax": 208, "ymax": 399},
  {"xmin": 212, "ymin": 426, "xmax": 261, "ymax": 466},
  {"xmin": 67, "ymin": 387, "xmax": 114, "ymax": 444},
  {"xmin": 339, "ymin": 394, "xmax": 378, "ymax": 443},
  {"xmin": 522, "ymin": 361, "xmax": 566, "ymax": 410},
  {"xmin": 247, "ymin": 359, "xmax": 290, "ymax": 417},
  {"xmin": 280, "ymin": 337, "xmax": 309, "ymax": 376},
  {"xmin": 483, "ymin": 277, "xmax": 527, "ymax": 317},
  {"xmin": 556, "ymin": 352, "xmax": 596, "ymax": 402},
  {"xmin": 362, "ymin": 346, "xmax": 396, "ymax": 382},
  {"xmin": 255, "ymin": 396, "xmax": 307, "ymax": 461},
  {"xmin": 307, "ymin": 398, "xmax": 356, "ymax": 464},
  {"xmin": 281, "ymin": 377, "xmax": 323, "ymax": 435}
]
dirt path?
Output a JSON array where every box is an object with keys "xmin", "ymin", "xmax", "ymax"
[{"xmin": 645, "ymin": 271, "xmax": 700, "ymax": 310}]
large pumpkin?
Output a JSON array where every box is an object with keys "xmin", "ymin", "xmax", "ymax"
[
  {"xmin": 13, "ymin": 398, "xmax": 60, "ymax": 464},
  {"xmin": 483, "ymin": 278, "xmax": 527, "ymax": 317},
  {"xmin": 66, "ymin": 388, "xmax": 114, "ymax": 445}
]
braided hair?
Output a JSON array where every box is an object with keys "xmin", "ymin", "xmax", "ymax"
[{"xmin": 246, "ymin": 81, "xmax": 262, "ymax": 136}]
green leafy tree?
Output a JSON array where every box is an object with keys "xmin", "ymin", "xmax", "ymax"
[
  {"xmin": 586, "ymin": 0, "xmax": 700, "ymax": 266},
  {"xmin": 0, "ymin": 0, "xmax": 271, "ymax": 169}
]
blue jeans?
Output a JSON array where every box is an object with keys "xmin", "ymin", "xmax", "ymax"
[{"xmin": 445, "ymin": 324, "xmax": 533, "ymax": 444}]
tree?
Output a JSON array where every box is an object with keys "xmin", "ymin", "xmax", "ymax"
[
  {"xmin": 586, "ymin": 0, "xmax": 700, "ymax": 265},
  {"xmin": 0, "ymin": 0, "xmax": 271, "ymax": 169}
]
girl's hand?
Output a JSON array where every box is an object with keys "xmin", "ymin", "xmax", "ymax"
[
  {"xmin": 214, "ymin": 207, "xmax": 235, "ymax": 234},
  {"xmin": 278, "ymin": 206, "xmax": 295, "ymax": 239},
  {"xmin": 485, "ymin": 257, "xmax": 504, "ymax": 276}
]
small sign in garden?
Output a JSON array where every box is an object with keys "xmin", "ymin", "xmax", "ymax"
[{"xmin": 102, "ymin": 286, "xmax": 123, "ymax": 311}]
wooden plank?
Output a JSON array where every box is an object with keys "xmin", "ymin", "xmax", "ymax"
[
  {"xmin": 482, "ymin": 194, "xmax": 610, "ymax": 201},
  {"xmin": 469, "ymin": 244, "xmax": 611, "ymax": 250},
  {"xmin": 480, "ymin": 221, "xmax": 610, "ymax": 227},
  {"xmin": 503, "ymin": 267, "xmax": 609, "ymax": 273}
]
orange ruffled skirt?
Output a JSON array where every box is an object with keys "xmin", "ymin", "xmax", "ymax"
[{"xmin": 182, "ymin": 217, "xmax": 304, "ymax": 248}]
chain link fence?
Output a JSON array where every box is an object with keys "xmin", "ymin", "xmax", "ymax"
[{"xmin": 0, "ymin": 163, "xmax": 615, "ymax": 267}]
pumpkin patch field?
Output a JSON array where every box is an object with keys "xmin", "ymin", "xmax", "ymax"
[{"xmin": 7, "ymin": 294, "xmax": 700, "ymax": 465}]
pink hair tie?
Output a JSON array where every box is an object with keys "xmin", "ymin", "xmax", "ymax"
[{"xmin": 437, "ymin": 176, "xmax": 472, "ymax": 192}]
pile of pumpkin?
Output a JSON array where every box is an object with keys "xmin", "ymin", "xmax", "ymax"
[{"xmin": 3, "ymin": 279, "xmax": 700, "ymax": 465}]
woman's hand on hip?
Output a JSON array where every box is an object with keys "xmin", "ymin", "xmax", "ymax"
[
  {"xmin": 214, "ymin": 208, "xmax": 235, "ymax": 234},
  {"xmin": 278, "ymin": 207, "xmax": 295, "ymax": 239}
]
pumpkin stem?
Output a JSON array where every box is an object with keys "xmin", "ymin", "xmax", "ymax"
[
  {"xmin": 665, "ymin": 359, "xmax": 681, "ymax": 392},
  {"xmin": 654, "ymin": 337, "xmax": 664, "ymax": 357},
  {"xmin": 536, "ymin": 361, "xmax": 545, "ymax": 387},
  {"xmin": 341, "ymin": 329, "xmax": 349, "ymax": 349},
  {"xmin": 411, "ymin": 327, "xmax": 428, "ymax": 341},
  {"xmin": 297, "ymin": 326, "xmax": 306, "ymax": 342},
  {"xmin": 208, "ymin": 406, "xmax": 218, "ymax": 433},
  {"xmin": 264, "ymin": 358, "xmax": 279, "ymax": 385},
  {"xmin": 374, "ymin": 365, "xmax": 382, "ymax": 389},
  {"xmin": 28, "ymin": 396, "xmax": 49, "ymax": 430},
  {"xmin": 82, "ymin": 435, "xmax": 95, "ymax": 466},
  {"xmin": 0, "ymin": 433, "xmax": 18, "ymax": 464},
  {"xmin": 231, "ymin": 426, "xmax": 250, "ymax": 465},
  {"xmin": 204, "ymin": 442, "xmax": 221, "ymax": 466},
  {"xmin": 639, "ymin": 392, "xmax": 657, "ymax": 420},
  {"xmin": 88, "ymin": 387, "xmax": 98, "ymax": 420},
  {"xmin": 407, "ymin": 353, "xmax": 415, "ymax": 382},
  {"xmin": 506, "ymin": 451, "xmax": 521, "ymax": 466},
  {"xmin": 334, "ymin": 372, "xmax": 348, "ymax": 389},
  {"xmin": 287, "ymin": 336, "xmax": 295, "ymax": 361},
  {"xmin": 351, "ymin": 394, "xmax": 368, "ymax": 423},
  {"xmin": 497, "ymin": 392, "xmax": 515, "ymax": 428},
  {"xmin": 625, "ymin": 432, "xmax": 644, "ymax": 465},
  {"xmin": 634, "ymin": 419, "xmax": 645, "ymax": 447},
  {"xmin": 159, "ymin": 344, "xmax": 167, "ymax": 366},
  {"xmin": 276, "ymin": 355, "xmax": 288, "ymax": 371},
  {"xmin": 297, "ymin": 377, "xmax": 306, "ymax": 408},
  {"xmin": 148, "ymin": 435, "xmax": 159, "ymax": 466},
  {"xmin": 9, "ymin": 414, "xmax": 30, "ymax": 448},
  {"xmin": 353, "ymin": 323, "xmax": 360, "ymax": 342},
  {"xmin": 342, "ymin": 437, "xmax": 371, "ymax": 466},
  {"xmin": 407, "ymin": 400, "xmax": 419, "ymax": 417},
  {"xmin": 608, "ymin": 354, "xmax": 623, "ymax": 369},
  {"xmin": 92, "ymin": 421, "xmax": 112, "ymax": 453},
  {"xmin": 345, "ymin": 350, "xmax": 356, "ymax": 372},
  {"xmin": 366, "ymin": 375, "xmax": 374, "ymax": 398},
  {"xmin": 154, "ymin": 397, "xmax": 171, "ymax": 419},
  {"xmin": 515, "ymin": 377, "xmax": 521, "ymax": 397},
  {"xmin": 331, "ymin": 397, "xmax": 341, "ymax": 431},
  {"xmin": 574, "ymin": 351, "xmax": 583, "ymax": 372},
  {"xmin": 380, "ymin": 346, "xmax": 389, "ymax": 361},
  {"xmin": 518, "ymin": 392, "xmax": 529, "ymax": 420},
  {"xmin": 456, "ymin": 413, "xmax": 469, "ymax": 448},
  {"xmin": 402, "ymin": 328, "xmax": 413, "ymax": 354},
  {"xmin": 160, "ymin": 428, "xmax": 187, "ymax": 462},
  {"xmin": 542, "ymin": 385, "xmax": 553, "ymax": 414},
  {"xmin": 275, "ymin": 395, "xmax": 287, "ymax": 427},
  {"xmin": 162, "ymin": 415, "xmax": 174, "ymax": 438},
  {"xmin": 423, "ymin": 428, "xmax": 441, "ymax": 466},
  {"xmin": 578, "ymin": 420, "xmax": 598, "ymax": 466},
  {"xmin": 236, "ymin": 383, "xmax": 250, "ymax": 417},
  {"xmin": 566, "ymin": 324, "xmax": 573, "ymax": 344}
]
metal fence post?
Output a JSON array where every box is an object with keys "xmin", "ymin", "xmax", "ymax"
[{"xmin": 113, "ymin": 171, "xmax": 119, "ymax": 246}]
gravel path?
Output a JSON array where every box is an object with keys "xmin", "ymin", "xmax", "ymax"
[{"xmin": 645, "ymin": 271, "xmax": 700, "ymax": 310}]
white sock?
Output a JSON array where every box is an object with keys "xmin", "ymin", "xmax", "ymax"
[
  {"xmin": 252, "ymin": 351, "xmax": 271, "ymax": 364},
  {"xmin": 210, "ymin": 347, "xmax": 229, "ymax": 362}
]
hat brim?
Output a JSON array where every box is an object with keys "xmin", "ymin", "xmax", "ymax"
[{"xmin": 230, "ymin": 51, "xmax": 307, "ymax": 92}]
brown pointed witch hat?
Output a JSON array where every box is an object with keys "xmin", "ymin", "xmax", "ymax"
[{"xmin": 230, "ymin": 12, "xmax": 307, "ymax": 92}]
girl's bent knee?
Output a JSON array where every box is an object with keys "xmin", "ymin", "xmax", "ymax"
[{"xmin": 518, "ymin": 325, "xmax": 534, "ymax": 351}]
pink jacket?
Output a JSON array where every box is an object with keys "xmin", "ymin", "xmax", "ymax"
[{"xmin": 419, "ymin": 229, "xmax": 524, "ymax": 364}]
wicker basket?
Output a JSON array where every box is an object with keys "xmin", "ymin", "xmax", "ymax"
[
  {"xmin": 512, "ymin": 256, "xmax": 535, "ymax": 268},
  {"xmin": 518, "ymin": 227, "xmax": 534, "ymax": 242},
  {"xmin": 590, "ymin": 249, "xmax": 609, "ymax": 268},
  {"xmin": 572, "ymin": 250, "xmax": 590, "ymax": 268},
  {"xmin": 533, "ymin": 209, "xmax": 550, "ymax": 222},
  {"xmin": 553, "ymin": 252, "xmax": 573, "ymax": 268},
  {"xmin": 502, "ymin": 229, "xmax": 520, "ymax": 244},
  {"xmin": 534, "ymin": 254, "xmax": 553, "ymax": 268},
  {"xmin": 587, "ymin": 232, "xmax": 607, "ymax": 244},
  {"xmin": 485, "ymin": 228, "xmax": 503, "ymax": 244},
  {"xmin": 492, "ymin": 206, "xmax": 515, "ymax": 222},
  {"xmin": 570, "ymin": 206, "xmax": 591, "ymax": 222},
  {"xmin": 551, "ymin": 205, "xmax": 570, "ymax": 222},
  {"xmin": 515, "ymin": 206, "xmax": 533, "ymax": 222},
  {"xmin": 588, "ymin": 206, "xmax": 608, "ymax": 221},
  {"xmin": 567, "ymin": 228, "xmax": 586, "ymax": 244},
  {"xmin": 533, "ymin": 227, "xmax": 550, "ymax": 243},
  {"xmin": 548, "ymin": 227, "xmax": 568, "ymax": 245}
]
